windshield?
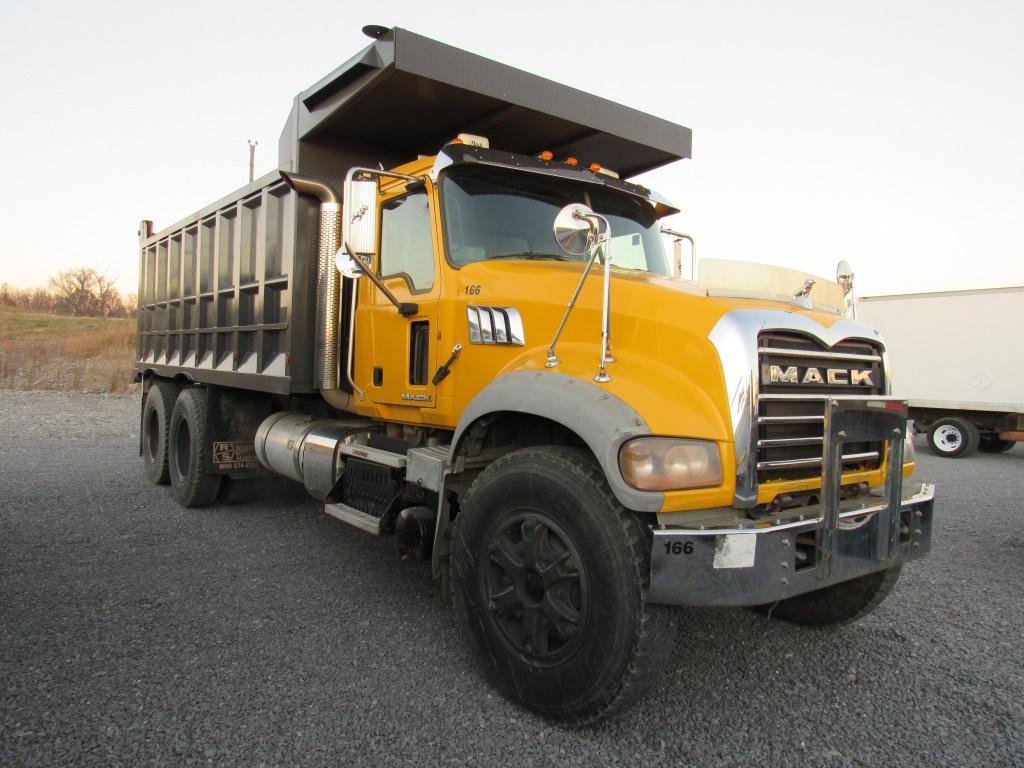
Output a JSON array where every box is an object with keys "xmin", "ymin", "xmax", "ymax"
[{"xmin": 440, "ymin": 167, "xmax": 671, "ymax": 276}]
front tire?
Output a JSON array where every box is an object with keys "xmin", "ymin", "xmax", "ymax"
[
  {"xmin": 926, "ymin": 416, "xmax": 979, "ymax": 458},
  {"xmin": 760, "ymin": 566, "xmax": 902, "ymax": 627},
  {"xmin": 450, "ymin": 447, "xmax": 675, "ymax": 724},
  {"xmin": 168, "ymin": 387, "xmax": 222, "ymax": 508}
]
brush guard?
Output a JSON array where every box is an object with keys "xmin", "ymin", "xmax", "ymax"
[{"xmin": 648, "ymin": 397, "xmax": 935, "ymax": 607}]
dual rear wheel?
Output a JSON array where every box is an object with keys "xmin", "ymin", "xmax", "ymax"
[{"xmin": 141, "ymin": 382, "xmax": 222, "ymax": 507}]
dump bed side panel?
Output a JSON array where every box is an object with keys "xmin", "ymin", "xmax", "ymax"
[{"xmin": 136, "ymin": 172, "xmax": 319, "ymax": 395}]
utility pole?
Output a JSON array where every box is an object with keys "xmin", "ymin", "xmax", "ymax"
[{"xmin": 248, "ymin": 139, "xmax": 258, "ymax": 183}]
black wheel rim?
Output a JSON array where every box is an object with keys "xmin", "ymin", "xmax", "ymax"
[
  {"xmin": 173, "ymin": 419, "xmax": 191, "ymax": 482},
  {"xmin": 483, "ymin": 512, "xmax": 589, "ymax": 665},
  {"xmin": 145, "ymin": 407, "xmax": 160, "ymax": 462}
]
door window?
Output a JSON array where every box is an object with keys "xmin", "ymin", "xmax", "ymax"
[{"xmin": 380, "ymin": 192, "xmax": 434, "ymax": 292}]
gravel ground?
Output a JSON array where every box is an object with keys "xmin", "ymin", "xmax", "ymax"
[{"xmin": 1, "ymin": 390, "xmax": 1022, "ymax": 767}]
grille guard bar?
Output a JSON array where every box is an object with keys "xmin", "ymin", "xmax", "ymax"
[{"xmin": 648, "ymin": 397, "xmax": 935, "ymax": 607}]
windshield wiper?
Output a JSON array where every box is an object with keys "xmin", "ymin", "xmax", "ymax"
[{"xmin": 488, "ymin": 251, "xmax": 569, "ymax": 261}]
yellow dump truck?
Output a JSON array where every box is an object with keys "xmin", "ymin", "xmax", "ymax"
[{"xmin": 136, "ymin": 26, "xmax": 935, "ymax": 723}]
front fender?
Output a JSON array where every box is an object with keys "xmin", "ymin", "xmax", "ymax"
[{"xmin": 450, "ymin": 370, "xmax": 663, "ymax": 513}]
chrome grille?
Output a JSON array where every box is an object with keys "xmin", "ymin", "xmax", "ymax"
[{"xmin": 756, "ymin": 333, "xmax": 885, "ymax": 483}]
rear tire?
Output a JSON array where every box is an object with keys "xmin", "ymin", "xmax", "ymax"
[
  {"xmin": 760, "ymin": 566, "xmax": 902, "ymax": 627},
  {"xmin": 978, "ymin": 435, "xmax": 1015, "ymax": 454},
  {"xmin": 926, "ymin": 416, "xmax": 979, "ymax": 458},
  {"xmin": 142, "ymin": 380, "xmax": 181, "ymax": 485},
  {"xmin": 168, "ymin": 387, "xmax": 222, "ymax": 508},
  {"xmin": 450, "ymin": 446, "xmax": 675, "ymax": 724}
]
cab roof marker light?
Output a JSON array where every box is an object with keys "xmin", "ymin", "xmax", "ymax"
[{"xmin": 456, "ymin": 133, "xmax": 490, "ymax": 148}]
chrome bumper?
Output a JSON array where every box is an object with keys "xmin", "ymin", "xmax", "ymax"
[{"xmin": 648, "ymin": 397, "xmax": 936, "ymax": 607}]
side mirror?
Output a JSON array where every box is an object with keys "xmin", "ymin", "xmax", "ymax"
[
  {"xmin": 553, "ymin": 203, "xmax": 608, "ymax": 256},
  {"xmin": 342, "ymin": 178, "xmax": 379, "ymax": 257}
]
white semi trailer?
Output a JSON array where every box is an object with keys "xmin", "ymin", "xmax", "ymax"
[{"xmin": 857, "ymin": 287, "xmax": 1024, "ymax": 457}]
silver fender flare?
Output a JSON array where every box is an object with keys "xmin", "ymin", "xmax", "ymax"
[{"xmin": 448, "ymin": 370, "xmax": 664, "ymax": 512}]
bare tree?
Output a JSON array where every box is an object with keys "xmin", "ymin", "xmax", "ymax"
[{"xmin": 48, "ymin": 268, "xmax": 127, "ymax": 317}]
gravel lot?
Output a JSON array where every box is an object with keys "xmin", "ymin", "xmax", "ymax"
[{"xmin": 1, "ymin": 390, "xmax": 1022, "ymax": 767}]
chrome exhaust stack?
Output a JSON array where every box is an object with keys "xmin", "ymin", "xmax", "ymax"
[{"xmin": 279, "ymin": 172, "xmax": 342, "ymax": 392}]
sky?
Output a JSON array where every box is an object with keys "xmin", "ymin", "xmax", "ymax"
[{"xmin": 1, "ymin": 0, "xmax": 1021, "ymax": 297}]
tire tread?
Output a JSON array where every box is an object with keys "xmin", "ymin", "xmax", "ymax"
[{"xmin": 451, "ymin": 446, "xmax": 675, "ymax": 725}]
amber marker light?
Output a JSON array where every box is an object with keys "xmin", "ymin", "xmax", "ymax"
[
  {"xmin": 564, "ymin": 156, "xmax": 578, "ymax": 166},
  {"xmin": 589, "ymin": 162, "xmax": 602, "ymax": 172},
  {"xmin": 539, "ymin": 150, "xmax": 554, "ymax": 161},
  {"xmin": 619, "ymin": 437, "xmax": 722, "ymax": 491}
]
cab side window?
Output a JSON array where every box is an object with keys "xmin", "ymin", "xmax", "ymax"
[{"xmin": 380, "ymin": 191, "xmax": 434, "ymax": 291}]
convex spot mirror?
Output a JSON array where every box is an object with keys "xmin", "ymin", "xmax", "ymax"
[
  {"xmin": 553, "ymin": 203, "xmax": 608, "ymax": 257},
  {"xmin": 836, "ymin": 260, "xmax": 854, "ymax": 296},
  {"xmin": 335, "ymin": 249, "xmax": 364, "ymax": 279}
]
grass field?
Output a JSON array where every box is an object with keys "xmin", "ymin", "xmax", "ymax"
[{"xmin": 0, "ymin": 308, "xmax": 137, "ymax": 393}]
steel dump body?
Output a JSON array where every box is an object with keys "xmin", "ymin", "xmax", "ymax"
[{"xmin": 135, "ymin": 28, "xmax": 692, "ymax": 395}]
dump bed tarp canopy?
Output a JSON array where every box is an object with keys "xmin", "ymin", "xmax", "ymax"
[{"xmin": 280, "ymin": 27, "xmax": 691, "ymax": 179}]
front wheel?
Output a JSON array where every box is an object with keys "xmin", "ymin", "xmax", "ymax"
[
  {"xmin": 759, "ymin": 566, "xmax": 902, "ymax": 627},
  {"xmin": 450, "ymin": 446, "xmax": 675, "ymax": 724},
  {"xmin": 926, "ymin": 416, "xmax": 979, "ymax": 458}
]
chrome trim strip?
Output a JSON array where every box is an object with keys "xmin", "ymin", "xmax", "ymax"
[
  {"xmin": 756, "ymin": 451, "xmax": 879, "ymax": 471},
  {"xmin": 758, "ymin": 436, "xmax": 823, "ymax": 447},
  {"xmin": 505, "ymin": 307, "xmax": 526, "ymax": 345},
  {"xmin": 758, "ymin": 415, "xmax": 824, "ymax": 424},
  {"xmin": 467, "ymin": 307, "xmax": 482, "ymax": 344},
  {"xmin": 707, "ymin": 310, "xmax": 888, "ymax": 508},
  {"xmin": 479, "ymin": 306, "xmax": 494, "ymax": 342},
  {"xmin": 653, "ymin": 483, "xmax": 934, "ymax": 537},
  {"xmin": 758, "ymin": 346, "xmax": 882, "ymax": 362},
  {"xmin": 492, "ymin": 308, "xmax": 509, "ymax": 343}
]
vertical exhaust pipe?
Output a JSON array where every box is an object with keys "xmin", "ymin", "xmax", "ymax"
[{"xmin": 280, "ymin": 171, "xmax": 343, "ymax": 392}]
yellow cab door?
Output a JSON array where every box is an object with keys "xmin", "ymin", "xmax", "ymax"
[{"xmin": 353, "ymin": 183, "xmax": 441, "ymax": 415}]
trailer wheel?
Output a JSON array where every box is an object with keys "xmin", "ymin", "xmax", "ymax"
[
  {"xmin": 168, "ymin": 387, "xmax": 222, "ymax": 507},
  {"xmin": 450, "ymin": 446, "xmax": 675, "ymax": 724},
  {"xmin": 978, "ymin": 435, "xmax": 1016, "ymax": 454},
  {"xmin": 142, "ymin": 380, "xmax": 181, "ymax": 485},
  {"xmin": 759, "ymin": 566, "xmax": 902, "ymax": 627},
  {"xmin": 926, "ymin": 416, "xmax": 979, "ymax": 458}
]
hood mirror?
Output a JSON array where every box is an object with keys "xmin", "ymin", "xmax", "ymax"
[
  {"xmin": 553, "ymin": 203, "xmax": 607, "ymax": 257},
  {"xmin": 836, "ymin": 260, "xmax": 854, "ymax": 296},
  {"xmin": 548, "ymin": 203, "xmax": 615, "ymax": 383}
]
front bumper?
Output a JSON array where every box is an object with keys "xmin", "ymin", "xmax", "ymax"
[{"xmin": 648, "ymin": 397, "xmax": 936, "ymax": 607}]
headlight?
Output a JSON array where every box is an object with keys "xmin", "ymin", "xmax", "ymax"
[{"xmin": 619, "ymin": 437, "xmax": 722, "ymax": 491}]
